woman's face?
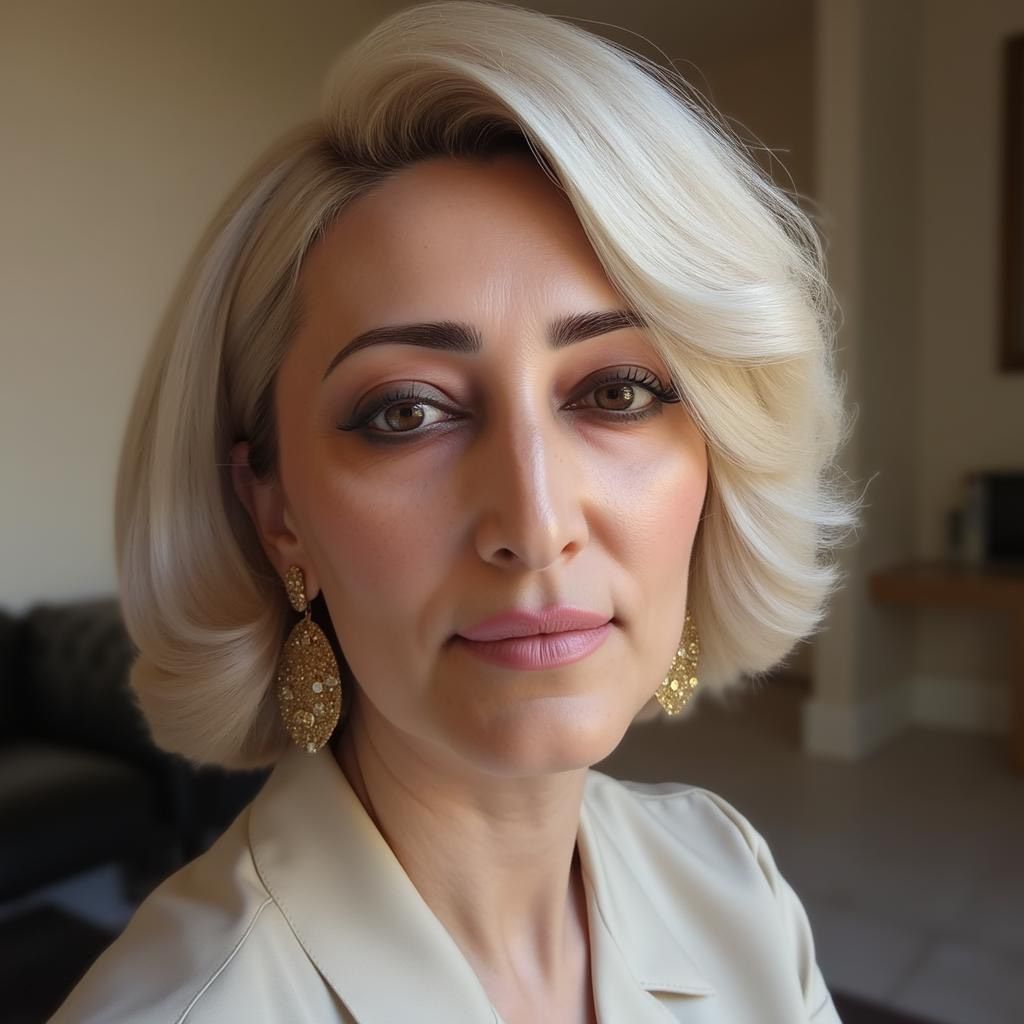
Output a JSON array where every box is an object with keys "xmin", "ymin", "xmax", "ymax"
[{"xmin": 259, "ymin": 153, "xmax": 707, "ymax": 777}]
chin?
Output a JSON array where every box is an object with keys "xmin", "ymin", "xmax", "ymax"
[{"xmin": 453, "ymin": 694, "xmax": 633, "ymax": 777}]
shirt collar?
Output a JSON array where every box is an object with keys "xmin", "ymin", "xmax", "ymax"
[
  {"xmin": 248, "ymin": 746, "xmax": 714, "ymax": 1023},
  {"xmin": 579, "ymin": 771, "xmax": 716, "ymax": 1000}
]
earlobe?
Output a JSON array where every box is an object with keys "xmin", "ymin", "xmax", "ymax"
[{"xmin": 229, "ymin": 441, "xmax": 314, "ymax": 592}]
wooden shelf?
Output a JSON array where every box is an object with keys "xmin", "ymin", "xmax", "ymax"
[{"xmin": 869, "ymin": 560, "xmax": 1024, "ymax": 608}]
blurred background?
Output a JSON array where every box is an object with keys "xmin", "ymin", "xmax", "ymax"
[{"xmin": 2, "ymin": 0, "xmax": 1022, "ymax": 1021}]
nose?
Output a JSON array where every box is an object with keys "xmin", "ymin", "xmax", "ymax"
[{"xmin": 471, "ymin": 398, "xmax": 590, "ymax": 572}]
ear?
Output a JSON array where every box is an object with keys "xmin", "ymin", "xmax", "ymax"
[{"xmin": 229, "ymin": 441, "xmax": 321, "ymax": 599}]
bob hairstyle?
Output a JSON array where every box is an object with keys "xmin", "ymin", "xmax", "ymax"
[{"xmin": 115, "ymin": 0, "xmax": 860, "ymax": 769}]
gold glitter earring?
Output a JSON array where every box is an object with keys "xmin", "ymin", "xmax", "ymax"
[
  {"xmin": 654, "ymin": 609, "xmax": 700, "ymax": 715},
  {"xmin": 275, "ymin": 565, "xmax": 343, "ymax": 753}
]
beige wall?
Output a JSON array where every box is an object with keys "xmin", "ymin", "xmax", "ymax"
[
  {"xmin": 681, "ymin": 27, "xmax": 816, "ymax": 203},
  {"xmin": 806, "ymin": 0, "xmax": 1024, "ymax": 758},
  {"xmin": 1, "ymin": 0, "xmax": 816, "ymax": 615},
  {"xmin": 1, "ymin": 0, "xmax": 405, "ymax": 611},
  {"xmin": 914, "ymin": 0, "xmax": 1024, "ymax": 696}
]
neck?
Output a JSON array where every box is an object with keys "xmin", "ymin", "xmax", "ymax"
[{"xmin": 332, "ymin": 699, "xmax": 592, "ymax": 1010}]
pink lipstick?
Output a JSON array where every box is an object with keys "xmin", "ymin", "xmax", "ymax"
[
  {"xmin": 454, "ymin": 625, "xmax": 611, "ymax": 669},
  {"xmin": 454, "ymin": 606, "xmax": 613, "ymax": 669}
]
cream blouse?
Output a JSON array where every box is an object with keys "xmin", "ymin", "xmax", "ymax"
[{"xmin": 52, "ymin": 744, "xmax": 841, "ymax": 1022}]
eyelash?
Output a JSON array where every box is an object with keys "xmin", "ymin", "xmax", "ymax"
[{"xmin": 338, "ymin": 367, "xmax": 681, "ymax": 443}]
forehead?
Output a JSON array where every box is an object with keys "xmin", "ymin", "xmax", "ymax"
[{"xmin": 298, "ymin": 154, "xmax": 620, "ymax": 322}]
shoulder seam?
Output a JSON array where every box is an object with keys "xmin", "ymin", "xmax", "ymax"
[
  {"xmin": 688, "ymin": 789, "xmax": 762, "ymax": 854},
  {"xmin": 606, "ymin": 781, "xmax": 756, "ymax": 839},
  {"xmin": 613, "ymin": 783, "xmax": 765, "ymax": 866},
  {"xmin": 174, "ymin": 896, "xmax": 275, "ymax": 1023},
  {"xmin": 624, "ymin": 783, "xmax": 721, "ymax": 804}
]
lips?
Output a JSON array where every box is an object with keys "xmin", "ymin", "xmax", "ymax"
[
  {"xmin": 453, "ymin": 625, "xmax": 612, "ymax": 670},
  {"xmin": 456, "ymin": 606, "xmax": 612, "ymax": 642}
]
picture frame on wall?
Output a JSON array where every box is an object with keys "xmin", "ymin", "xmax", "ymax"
[{"xmin": 1001, "ymin": 32, "xmax": 1024, "ymax": 372}]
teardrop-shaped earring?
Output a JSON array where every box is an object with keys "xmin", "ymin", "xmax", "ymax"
[
  {"xmin": 654, "ymin": 609, "xmax": 700, "ymax": 716},
  {"xmin": 275, "ymin": 565, "xmax": 343, "ymax": 753}
]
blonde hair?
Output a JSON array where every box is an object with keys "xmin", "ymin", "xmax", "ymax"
[{"xmin": 115, "ymin": 0, "xmax": 860, "ymax": 769}]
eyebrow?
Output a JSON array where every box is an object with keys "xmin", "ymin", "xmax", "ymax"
[{"xmin": 321, "ymin": 308, "xmax": 647, "ymax": 382}]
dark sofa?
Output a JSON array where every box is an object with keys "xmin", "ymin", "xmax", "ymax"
[{"xmin": 0, "ymin": 596, "xmax": 268, "ymax": 905}]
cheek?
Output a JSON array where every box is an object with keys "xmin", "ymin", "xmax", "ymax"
[
  {"xmin": 307, "ymin": 471, "xmax": 449, "ymax": 621},
  {"xmin": 607, "ymin": 428, "xmax": 707, "ymax": 585},
  {"xmin": 293, "ymin": 445, "xmax": 460, "ymax": 692},
  {"xmin": 605, "ymin": 427, "xmax": 707, "ymax": 697}
]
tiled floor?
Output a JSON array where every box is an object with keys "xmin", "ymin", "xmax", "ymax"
[{"xmin": 595, "ymin": 675, "xmax": 1024, "ymax": 1024}]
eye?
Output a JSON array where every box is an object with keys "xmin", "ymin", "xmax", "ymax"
[
  {"xmin": 342, "ymin": 385, "xmax": 459, "ymax": 437},
  {"xmin": 566, "ymin": 367, "xmax": 679, "ymax": 418},
  {"xmin": 338, "ymin": 367, "xmax": 680, "ymax": 442}
]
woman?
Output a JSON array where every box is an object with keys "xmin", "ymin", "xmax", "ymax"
[{"xmin": 53, "ymin": 2, "xmax": 858, "ymax": 1021}]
